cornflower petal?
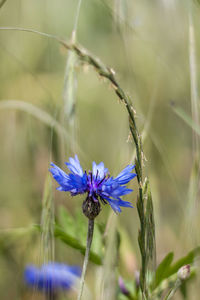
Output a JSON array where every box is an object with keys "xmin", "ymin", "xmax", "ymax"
[
  {"xmin": 92, "ymin": 161, "xmax": 108, "ymax": 180},
  {"xmin": 65, "ymin": 155, "xmax": 83, "ymax": 176},
  {"xmin": 49, "ymin": 163, "xmax": 71, "ymax": 189},
  {"xmin": 49, "ymin": 159, "xmax": 87, "ymax": 195},
  {"xmin": 24, "ymin": 263, "xmax": 81, "ymax": 292},
  {"xmin": 106, "ymin": 199, "xmax": 122, "ymax": 213},
  {"xmin": 115, "ymin": 165, "xmax": 136, "ymax": 185}
]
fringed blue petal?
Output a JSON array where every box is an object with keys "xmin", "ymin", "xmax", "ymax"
[
  {"xmin": 115, "ymin": 165, "xmax": 136, "ymax": 185},
  {"xmin": 24, "ymin": 263, "xmax": 81, "ymax": 292},
  {"xmin": 65, "ymin": 155, "xmax": 83, "ymax": 176},
  {"xmin": 92, "ymin": 161, "xmax": 108, "ymax": 180},
  {"xmin": 49, "ymin": 160, "xmax": 87, "ymax": 195}
]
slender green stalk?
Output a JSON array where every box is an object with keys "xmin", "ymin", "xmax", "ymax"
[
  {"xmin": 0, "ymin": 99, "xmax": 72, "ymax": 145},
  {"xmin": 186, "ymin": 3, "xmax": 200, "ymax": 243},
  {"xmin": 77, "ymin": 219, "xmax": 94, "ymax": 300},
  {"xmin": 188, "ymin": 8, "xmax": 199, "ymax": 158},
  {"xmin": 163, "ymin": 278, "xmax": 181, "ymax": 300},
  {"xmin": 41, "ymin": 174, "xmax": 54, "ymax": 263},
  {"xmin": 62, "ymin": 0, "xmax": 83, "ymax": 154},
  {"xmin": 72, "ymin": 0, "xmax": 83, "ymax": 41},
  {"xmin": 150, "ymin": 272, "xmax": 178, "ymax": 300},
  {"xmin": 100, "ymin": 213, "xmax": 118, "ymax": 300}
]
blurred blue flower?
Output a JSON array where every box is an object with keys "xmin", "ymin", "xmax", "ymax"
[
  {"xmin": 50, "ymin": 155, "xmax": 136, "ymax": 213},
  {"xmin": 24, "ymin": 262, "xmax": 81, "ymax": 292}
]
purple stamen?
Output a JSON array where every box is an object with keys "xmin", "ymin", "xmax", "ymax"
[
  {"xmin": 95, "ymin": 169, "xmax": 99, "ymax": 180},
  {"xmin": 90, "ymin": 172, "xmax": 93, "ymax": 184},
  {"xmin": 97, "ymin": 175, "xmax": 106, "ymax": 187}
]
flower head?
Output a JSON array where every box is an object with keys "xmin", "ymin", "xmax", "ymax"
[
  {"xmin": 177, "ymin": 265, "xmax": 191, "ymax": 280},
  {"xmin": 50, "ymin": 155, "xmax": 136, "ymax": 216},
  {"xmin": 24, "ymin": 262, "xmax": 81, "ymax": 292}
]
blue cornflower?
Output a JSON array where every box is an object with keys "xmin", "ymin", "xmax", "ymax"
[
  {"xmin": 50, "ymin": 155, "xmax": 136, "ymax": 216},
  {"xmin": 24, "ymin": 262, "xmax": 81, "ymax": 292}
]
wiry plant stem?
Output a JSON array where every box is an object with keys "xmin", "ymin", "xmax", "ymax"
[
  {"xmin": 187, "ymin": 3, "xmax": 200, "ymax": 239},
  {"xmin": 188, "ymin": 9, "xmax": 199, "ymax": 157},
  {"xmin": 77, "ymin": 219, "xmax": 94, "ymax": 300},
  {"xmin": 62, "ymin": 0, "xmax": 83, "ymax": 155},
  {"xmin": 163, "ymin": 278, "xmax": 181, "ymax": 300},
  {"xmin": 72, "ymin": 0, "xmax": 83, "ymax": 40}
]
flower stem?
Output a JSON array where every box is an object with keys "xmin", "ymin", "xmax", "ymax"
[
  {"xmin": 77, "ymin": 218, "xmax": 94, "ymax": 300},
  {"xmin": 163, "ymin": 279, "xmax": 181, "ymax": 300}
]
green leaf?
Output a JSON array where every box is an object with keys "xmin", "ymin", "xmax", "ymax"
[
  {"xmin": 154, "ymin": 252, "xmax": 174, "ymax": 287},
  {"xmin": 153, "ymin": 247, "xmax": 200, "ymax": 291},
  {"xmin": 54, "ymin": 224, "xmax": 102, "ymax": 265},
  {"xmin": 56, "ymin": 206, "xmax": 103, "ymax": 263},
  {"xmin": 145, "ymin": 178, "xmax": 156, "ymax": 270},
  {"xmin": 91, "ymin": 224, "xmax": 103, "ymax": 256},
  {"xmin": 165, "ymin": 247, "xmax": 200, "ymax": 278},
  {"xmin": 74, "ymin": 210, "xmax": 88, "ymax": 245},
  {"xmin": 58, "ymin": 206, "xmax": 76, "ymax": 237}
]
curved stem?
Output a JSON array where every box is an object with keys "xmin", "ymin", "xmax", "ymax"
[
  {"xmin": 164, "ymin": 279, "xmax": 181, "ymax": 300},
  {"xmin": 72, "ymin": 0, "xmax": 83, "ymax": 41},
  {"xmin": 77, "ymin": 219, "xmax": 94, "ymax": 300}
]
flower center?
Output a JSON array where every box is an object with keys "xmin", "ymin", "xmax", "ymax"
[{"xmin": 87, "ymin": 171, "xmax": 106, "ymax": 198}]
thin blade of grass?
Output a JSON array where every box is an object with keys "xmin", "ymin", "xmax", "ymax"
[
  {"xmin": 63, "ymin": 50, "xmax": 77, "ymax": 126},
  {"xmin": 99, "ymin": 213, "xmax": 118, "ymax": 300},
  {"xmin": 172, "ymin": 104, "xmax": 200, "ymax": 135},
  {"xmin": 62, "ymin": 0, "xmax": 83, "ymax": 155},
  {"xmin": 62, "ymin": 43, "xmax": 77, "ymax": 154},
  {"xmin": 0, "ymin": 99, "xmax": 67, "ymax": 138},
  {"xmin": 188, "ymin": 9, "xmax": 200, "ymax": 156},
  {"xmin": 0, "ymin": 99, "xmax": 83, "ymax": 155},
  {"xmin": 40, "ymin": 174, "xmax": 54, "ymax": 263}
]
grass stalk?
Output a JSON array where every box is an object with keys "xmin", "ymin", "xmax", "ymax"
[
  {"xmin": 188, "ymin": 8, "xmax": 200, "ymax": 157},
  {"xmin": 186, "ymin": 4, "xmax": 200, "ymax": 238},
  {"xmin": 62, "ymin": 0, "xmax": 83, "ymax": 154},
  {"xmin": 73, "ymin": 0, "xmax": 83, "ymax": 40},
  {"xmin": 41, "ymin": 174, "xmax": 54, "ymax": 263},
  {"xmin": 99, "ymin": 213, "xmax": 118, "ymax": 300}
]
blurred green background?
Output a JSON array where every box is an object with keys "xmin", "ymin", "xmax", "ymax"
[{"xmin": 0, "ymin": 0, "xmax": 200, "ymax": 299}]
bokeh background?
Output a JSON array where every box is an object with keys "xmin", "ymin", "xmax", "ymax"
[{"xmin": 0, "ymin": 0, "xmax": 200, "ymax": 299}]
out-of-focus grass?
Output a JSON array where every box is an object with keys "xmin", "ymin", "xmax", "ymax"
[{"xmin": 0, "ymin": 0, "xmax": 200, "ymax": 299}]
